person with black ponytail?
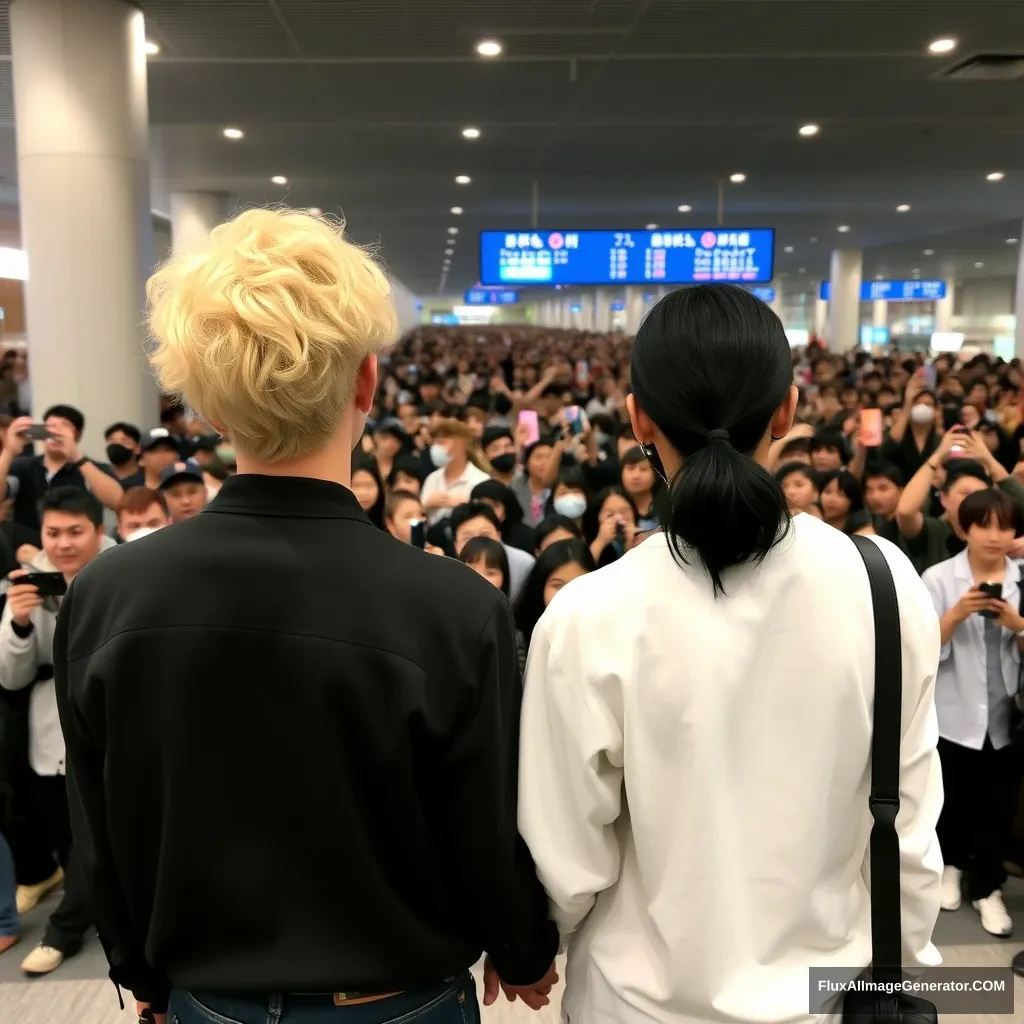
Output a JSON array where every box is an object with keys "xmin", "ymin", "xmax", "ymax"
[{"xmin": 517, "ymin": 284, "xmax": 944, "ymax": 1024}]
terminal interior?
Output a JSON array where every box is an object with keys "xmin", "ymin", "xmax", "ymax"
[{"xmin": 0, "ymin": 0, "xmax": 1023, "ymax": 1021}]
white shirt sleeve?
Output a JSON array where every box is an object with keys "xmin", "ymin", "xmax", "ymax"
[{"xmin": 518, "ymin": 616, "xmax": 624, "ymax": 939}]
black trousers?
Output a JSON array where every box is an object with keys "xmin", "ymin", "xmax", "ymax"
[
  {"xmin": 937, "ymin": 736, "xmax": 1021, "ymax": 901},
  {"xmin": 26, "ymin": 773, "xmax": 91, "ymax": 953},
  {"xmin": 2, "ymin": 754, "xmax": 58, "ymax": 887}
]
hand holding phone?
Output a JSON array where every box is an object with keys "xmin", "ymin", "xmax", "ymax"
[
  {"xmin": 409, "ymin": 520, "xmax": 425, "ymax": 550},
  {"xmin": 977, "ymin": 581, "xmax": 1003, "ymax": 619},
  {"xmin": 858, "ymin": 409, "xmax": 883, "ymax": 448},
  {"xmin": 518, "ymin": 410, "xmax": 540, "ymax": 447}
]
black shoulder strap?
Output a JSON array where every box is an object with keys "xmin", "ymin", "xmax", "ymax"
[{"xmin": 850, "ymin": 534, "xmax": 903, "ymax": 985}]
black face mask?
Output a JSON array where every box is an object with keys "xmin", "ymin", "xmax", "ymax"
[
  {"xmin": 490, "ymin": 453, "xmax": 517, "ymax": 474},
  {"xmin": 105, "ymin": 443, "xmax": 135, "ymax": 467}
]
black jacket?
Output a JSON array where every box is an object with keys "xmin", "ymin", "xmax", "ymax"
[{"xmin": 54, "ymin": 474, "xmax": 557, "ymax": 1012}]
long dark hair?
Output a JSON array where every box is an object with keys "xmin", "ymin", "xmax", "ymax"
[
  {"xmin": 514, "ymin": 538, "xmax": 596, "ymax": 649},
  {"xmin": 351, "ymin": 455, "xmax": 386, "ymax": 529},
  {"xmin": 630, "ymin": 285, "xmax": 792, "ymax": 595}
]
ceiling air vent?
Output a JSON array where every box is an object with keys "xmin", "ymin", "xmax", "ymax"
[{"xmin": 939, "ymin": 54, "xmax": 1024, "ymax": 80}]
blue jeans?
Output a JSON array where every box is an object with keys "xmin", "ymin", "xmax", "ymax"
[
  {"xmin": 167, "ymin": 972, "xmax": 480, "ymax": 1024},
  {"xmin": 0, "ymin": 831, "xmax": 18, "ymax": 937}
]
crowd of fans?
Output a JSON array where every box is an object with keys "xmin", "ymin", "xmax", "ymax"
[{"xmin": 1, "ymin": 312, "xmax": 1024, "ymax": 988}]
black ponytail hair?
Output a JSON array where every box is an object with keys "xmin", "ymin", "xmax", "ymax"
[{"xmin": 630, "ymin": 284, "xmax": 793, "ymax": 596}]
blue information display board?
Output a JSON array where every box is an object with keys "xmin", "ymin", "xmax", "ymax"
[
  {"xmin": 748, "ymin": 287, "xmax": 776, "ymax": 303},
  {"xmin": 819, "ymin": 279, "xmax": 946, "ymax": 302},
  {"xmin": 610, "ymin": 300, "xmax": 626, "ymax": 311},
  {"xmin": 464, "ymin": 288, "xmax": 519, "ymax": 305},
  {"xmin": 479, "ymin": 228, "xmax": 775, "ymax": 286}
]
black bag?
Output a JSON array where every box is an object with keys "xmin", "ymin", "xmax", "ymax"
[{"xmin": 843, "ymin": 536, "xmax": 938, "ymax": 1024}]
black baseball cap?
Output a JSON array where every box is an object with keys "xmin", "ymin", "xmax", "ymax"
[
  {"xmin": 158, "ymin": 459, "xmax": 204, "ymax": 490},
  {"xmin": 142, "ymin": 427, "xmax": 181, "ymax": 452}
]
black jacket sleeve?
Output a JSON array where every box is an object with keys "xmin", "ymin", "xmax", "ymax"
[
  {"xmin": 53, "ymin": 580, "xmax": 173, "ymax": 1013},
  {"xmin": 437, "ymin": 597, "xmax": 558, "ymax": 986}
]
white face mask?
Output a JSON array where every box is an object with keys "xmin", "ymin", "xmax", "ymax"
[
  {"xmin": 909, "ymin": 403, "xmax": 935, "ymax": 425},
  {"xmin": 430, "ymin": 444, "xmax": 452, "ymax": 468},
  {"xmin": 553, "ymin": 493, "xmax": 587, "ymax": 519}
]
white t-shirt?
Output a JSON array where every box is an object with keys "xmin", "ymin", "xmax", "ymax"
[{"xmin": 421, "ymin": 462, "xmax": 491, "ymax": 525}]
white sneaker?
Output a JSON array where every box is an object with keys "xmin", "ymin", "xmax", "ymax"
[
  {"xmin": 940, "ymin": 865, "xmax": 962, "ymax": 911},
  {"xmin": 20, "ymin": 944, "xmax": 64, "ymax": 975},
  {"xmin": 972, "ymin": 891, "xmax": 1013, "ymax": 937}
]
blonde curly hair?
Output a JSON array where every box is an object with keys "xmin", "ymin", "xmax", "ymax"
[{"xmin": 147, "ymin": 208, "xmax": 398, "ymax": 463}]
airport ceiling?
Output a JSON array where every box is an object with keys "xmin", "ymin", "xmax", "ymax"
[{"xmin": 1, "ymin": 0, "xmax": 1024, "ymax": 297}]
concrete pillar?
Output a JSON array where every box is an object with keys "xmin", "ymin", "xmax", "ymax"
[
  {"xmin": 872, "ymin": 299, "xmax": 888, "ymax": 329},
  {"xmin": 935, "ymin": 279, "xmax": 955, "ymax": 334},
  {"xmin": 11, "ymin": 0, "xmax": 157, "ymax": 454},
  {"xmin": 814, "ymin": 298, "xmax": 828, "ymax": 338},
  {"xmin": 171, "ymin": 191, "xmax": 230, "ymax": 254},
  {"xmin": 594, "ymin": 289, "xmax": 611, "ymax": 332},
  {"xmin": 827, "ymin": 249, "xmax": 863, "ymax": 352},
  {"xmin": 1015, "ymin": 231, "xmax": 1024, "ymax": 357},
  {"xmin": 579, "ymin": 295, "xmax": 594, "ymax": 331},
  {"xmin": 770, "ymin": 281, "xmax": 785, "ymax": 323},
  {"xmin": 625, "ymin": 287, "xmax": 645, "ymax": 335}
]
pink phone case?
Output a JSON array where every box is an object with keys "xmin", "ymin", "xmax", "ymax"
[{"xmin": 518, "ymin": 410, "xmax": 540, "ymax": 446}]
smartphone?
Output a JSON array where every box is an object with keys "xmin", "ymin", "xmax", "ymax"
[
  {"xmin": 575, "ymin": 360, "xmax": 589, "ymax": 388},
  {"xmin": 565, "ymin": 406, "xmax": 584, "ymax": 437},
  {"xmin": 615, "ymin": 521, "xmax": 626, "ymax": 540},
  {"xmin": 409, "ymin": 520, "xmax": 425, "ymax": 550},
  {"xmin": 941, "ymin": 404, "xmax": 963, "ymax": 432},
  {"xmin": 518, "ymin": 409, "xmax": 541, "ymax": 446},
  {"xmin": 24, "ymin": 571, "xmax": 68, "ymax": 598},
  {"xmin": 23, "ymin": 424, "xmax": 53, "ymax": 442},
  {"xmin": 978, "ymin": 581, "xmax": 1002, "ymax": 618},
  {"xmin": 923, "ymin": 364, "xmax": 938, "ymax": 390},
  {"xmin": 858, "ymin": 408, "xmax": 883, "ymax": 448}
]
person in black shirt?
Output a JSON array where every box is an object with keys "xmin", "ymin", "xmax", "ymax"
[
  {"xmin": 103, "ymin": 422, "xmax": 143, "ymax": 487},
  {"xmin": 55, "ymin": 208, "xmax": 558, "ymax": 1024},
  {"xmin": 0, "ymin": 406, "xmax": 123, "ymax": 541}
]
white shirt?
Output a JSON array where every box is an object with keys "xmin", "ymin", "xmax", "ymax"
[
  {"xmin": 921, "ymin": 550, "xmax": 1020, "ymax": 750},
  {"xmin": 420, "ymin": 461, "xmax": 491, "ymax": 525},
  {"xmin": 519, "ymin": 515, "xmax": 943, "ymax": 1024}
]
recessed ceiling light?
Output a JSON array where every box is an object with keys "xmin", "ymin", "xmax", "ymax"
[
  {"xmin": 307, "ymin": 207, "xmax": 322, "ymax": 216},
  {"xmin": 271, "ymin": 175, "xmax": 287, "ymax": 185},
  {"xmin": 476, "ymin": 39, "xmax": 503, "ymax": 57},
  {"xmin": 448, "ymin": 227, "xmax": 459, "ymax": 235},
  {"xmin": 974, "ymin": 261, "xmax": 985, "ymax": 268},
  {"xmin": 987, "ymin": 171, "xmax": 1005, "ymax": 181},
  {"xmin": 646, "ymin": 224, "xmax": 658, "ymax": 230},
  {"xmin": 455, "ymin": 174, "xmax": 471, "ymax": 185},
  {"xmin": 923, "ymin": 249, "xmax": 935, "ymax": 255},
  {"xmin": 798, "ymin": 267, "xmax": 806, "ymax": 274},
  {"xmin": 444, "ymin": 248, "xmax": 454, "ymax": 256},
  {"xmin": 450, "ymin": 206, "xmax": 463, "ymax": 215},
  {"xmin": 462, "ymin": 127, "xmax": 481, "ymax": 140},
  {"xmin": 729, "ymin": 173, "xmax": 746, "ymax": 183},
  {"xmin": 798, "ymin": 124, "xmax": 819, "ymax": 137},
  {"xmin": 912, "ymin": 268, "xmax": 921, "ymax": 274},
  {"xmin": 1007, "ymin": 237, "xmax": 1019, "ymax": 244},
  {"xmin": 145, "ymin": 40, "xmax": 161, "ymax": 56},
  {"xmin": 809, "ymin": 236, "xmax": 818, "ymax": 243},
  {"xmin": 837, "ymin": 224, "xmax": 850, "ymax": 232},
  {"xmin": 896, "ymin": 204, "xmax": 911, "ymax": 212},
  {"xmin": 677, "ymin": 204, "xmax": 692, "ymax": 213},
  {"xmin": 876, "ymin": 274, "xmax": 884, "ymax": 280},
  {"xmin": 928, "ymin": 37, "xmax": 957, "ymax": 54},
  {"xmin": 222, "ymin": 127, "xmax": 244, "ymax": 140},
  {"xmin": 784, "ymin": 245, "xmax": 794, "ymax": 253}
]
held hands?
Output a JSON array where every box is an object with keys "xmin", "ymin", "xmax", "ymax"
[
  {"xmin": 6, "ymin": 569, "xmax": 41, "ymax": 627},
  {"xmin": 482, "ymin": 957, "xmax": 559, "ymax": 1011},
  {"xmin": 952, "ymin": 586, "xmax": 1024, "ymax": 630},
  {"xmin": 988, "ymin": 598, "xmax": 1024, "ymax": 634},
  {"xmin": 7, "ymin": 415, "xmax": 34, "ymax": 443}
]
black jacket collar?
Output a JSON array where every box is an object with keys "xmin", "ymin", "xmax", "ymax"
[{"xmin": 206, "ymin": 473, "xmax": 371, "ymax": 522}]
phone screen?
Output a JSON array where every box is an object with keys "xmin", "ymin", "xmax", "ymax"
[
  {"xmin": 978, "ymin": 581, "xmax": 1002, "ymax": 618},
  {"xmin": 923, "ymin": 365, "xmax": 938, "ymax": 390},
  {"xmin": 566, "ymin": 406, "xmax": 584, "ymax": 436},
  {"xmin": 518, "ymin": 409, "xmax": 541, "ymax": 446},
  {"xmin": 858, "ymin": 408, "xmax": 883, "ymax": 448}
]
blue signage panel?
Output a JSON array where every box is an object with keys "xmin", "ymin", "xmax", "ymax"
[
  {"xmin": 610, "ymin": 300, "xmax": 626, "ymax": 311},
  {"xmin": 464, "ymin": 288, "xmax": 519, "ymax": 305},
  {"xmin": 479, "ymin": 228, "xmax": 775, "ymax": 286},
  {"xmin": 569, "ymin": 303, "xmax": 582, "ymax": 313},
  {"xmin": 819, "ymin": 279, "xmax": 947, "ymax": 302},
  {"xmin": 748, "ymin": 286, "xmax": 776, "ymax": 303}
]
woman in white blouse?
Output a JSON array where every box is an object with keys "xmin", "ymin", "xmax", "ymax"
[
  {"xmin": 921, "ymin": 487, "xmax": 1024, "ymax": 938},
  {"xmin": 517, "ymin": 284, "xmax": 944, "ymax": 1024}
]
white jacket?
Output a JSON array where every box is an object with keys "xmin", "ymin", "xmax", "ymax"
[{"xmin": 519, "ymin": 514, "xmax": 943, "ymax": 1024}]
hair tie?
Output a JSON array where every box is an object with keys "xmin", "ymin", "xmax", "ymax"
[{"xmin": 707, "ymin": 428, "xmax": 730, "ymax": 445}]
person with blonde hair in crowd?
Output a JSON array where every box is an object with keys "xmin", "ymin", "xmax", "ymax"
[{"xmin": 53, "ymin": 209, "xmax": 558, "ymax": 1024}]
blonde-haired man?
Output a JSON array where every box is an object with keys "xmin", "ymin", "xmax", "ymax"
[{"xmin": 53, "ymin": 210, "xmax": 558, "ymax": 1023}]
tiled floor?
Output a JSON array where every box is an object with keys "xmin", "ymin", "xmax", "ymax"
[{"xmin": 1, "ymin": 881, "xmax": 1022, "ymax": 1023}]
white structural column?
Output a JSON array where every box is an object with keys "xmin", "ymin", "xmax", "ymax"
[
  {"xmin": 170, "ymin": 191, "xmax": 230, "ymax": 254},
  {"xmin": 579, "ymin": 295, "xmax": 594, "ymax": 331},
  {"xmin": 827, "ymin": 249, "xmax": 863, "ymax": 352},
  {"xmin": 1015, "ymin": 229, "xmax": 1024, "ymax": 358},
  {"xmin": 11, "ymin": 0, "xmax": 157, "ymax": 455},
  {"xmin": 934, "ymin": 280, "xmax": 955, "ymax": 334},
  {"xmin": 814, "ymin": 298, "xmax": 828, "ymax": 338},
  {"xmin": 625, "ymin": 287, "xmax": 645, "ymax": 335},
  {"xmin": 593, "ymin": 289, "xmax": 611, "ymax": 332},
  {"xmin": 872, "ymin": 299, "xmax": 888, "ymax": 329}
]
